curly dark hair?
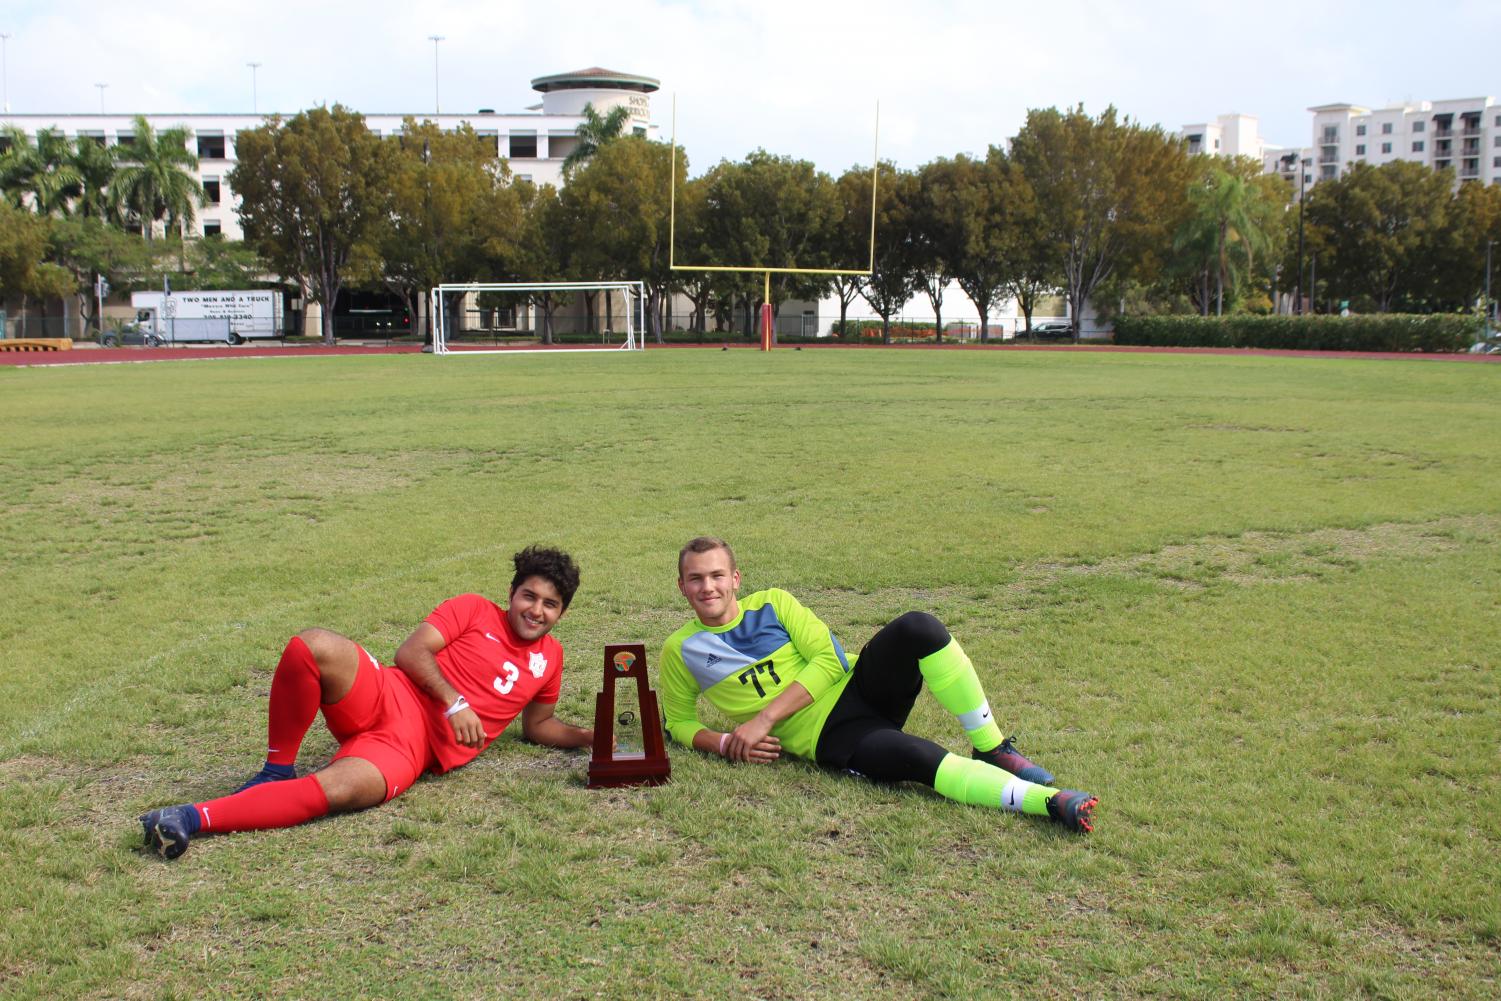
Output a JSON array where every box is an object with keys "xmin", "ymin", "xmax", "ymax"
[{"xmin": 510, "ymin": 546, "xmax": 581, "ymax": 609}]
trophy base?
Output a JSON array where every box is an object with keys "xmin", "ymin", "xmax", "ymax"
[{"xmin": 587, "ymin": 757, "xmax": 671, "ymax": 789}]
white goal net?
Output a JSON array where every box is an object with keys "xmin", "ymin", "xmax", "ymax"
[{"xmin": 429, "ymin": 280, "xmax": 645, "ymax": 355}]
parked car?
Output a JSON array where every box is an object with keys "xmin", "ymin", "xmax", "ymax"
[
  {"xmin": 99, "ymin": 323, "xmax": 164, "ymax": 348},
  {"xmin": 1020, "ymin": 321, "xmax": 1074, "ymax": 342}
]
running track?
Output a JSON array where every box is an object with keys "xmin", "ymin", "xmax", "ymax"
[{"xmin": 3, "ymin": 341, "xmax": 1498, "ymax": 367}]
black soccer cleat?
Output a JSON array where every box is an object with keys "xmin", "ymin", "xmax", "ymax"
[
  {"xmin": 1045, "ymin": 789, "xmax": 1098, "ymax": 834},
  {"xmin": 233, "ymin": 762, "xmax": 297, "ymax": 793},
  {"xmin": 140, "ymin": 804, "xmax": 198, "ymax": 860},
  {"xmin": 973, "ymin": 735, "xmax": 1055, "ymax": 786}
]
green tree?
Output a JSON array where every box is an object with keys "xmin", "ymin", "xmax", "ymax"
[
  {"xmin": 508, "ymin": 182, "xmax": 572, "ymax": 344},
  {"xmin": 559, "ymin": 137, "xmax": 685, "ymax": 340},
  {"xmin": 1302, "ymin": 161, "xmax": 1454, "ymax": 312},
  {"xmin": 383, "ymin": 119, "xmax": 516, "ymax": 340},
  {"xmin": 563, "ymin": 102, "xmax": 632, "ymax": 175},
  {"xmin": 0, "ymin": 126, "xmax": 82, "ymax": 216},
  {"xmin": 1431, "ymin": 178, "xmax": 1501, "ymax": 315},
  {"xmin": 856, "ymin": 163, "xmax": 922, "ymax": 343},
  {"xmin": 911, "ymin": 157, "xmax": 971, "ymax": 342},
  {"xmin": 111, "ymin": 116, "xmax": 205, "ymax": 242},
  {"xmin": 1173, "ymin": 157, "xmax": 1283, "ymax": 316},
  {"xmin": 46, "ymin": 216, "xmax": 154, "ymax": 332},
  {"xmin": 827, "ymin": 166, "xmax": 879, "ymax": 338},
  {"xmin": 699, "ymin": 150, "xmax": 838, "ymax": 340},
  {"xmin": 70, "ymin": 137, "xmax": 120, "ymax": 222},
  {"xmin": 230, "ymin": 106, "xmax": 392, "ymax": 343},
  {"xmin": 1011, "ymin": 105, "xmax": 1191, "ymax": 338}
]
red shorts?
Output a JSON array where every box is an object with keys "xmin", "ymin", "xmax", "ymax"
[{"xmin": 325, "ymin": 645, "xmax": 437, "ymax": 801}]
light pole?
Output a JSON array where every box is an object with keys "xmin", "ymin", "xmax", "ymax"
[
  {"xmin": 428, "ymin": 35, "xmax": 444, "ymax": 115},
  {"xmin": 1487, "ymin": 239, "xmax": 1495, "ymax": 335},
  {"xmin": 1295, "ymin": 156, "xmax": 1310, "ymax": 315},
  {"xmin": 94, "ymin": 82, "xmax": 107, "ymax": 113},
  {"xmin": 247, "ymin": 62, "xmax": 261, "ymax": 114},
  {"xmin": 1, "ymin": 33, "xmax": 11, "ymax": 114}
]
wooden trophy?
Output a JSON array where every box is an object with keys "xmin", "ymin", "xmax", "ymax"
[{"xmin": 586, "ymin": 643, "xmax": 671, "ymax": 789}]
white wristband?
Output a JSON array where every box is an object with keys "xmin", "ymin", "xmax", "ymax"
[
  {"xmin": 718, "ymin": 732, "xmax": 729, "ymax": 757},
  {"xmin": 444, "ymin": 695, "xmax": 470, "ymax": 719}
]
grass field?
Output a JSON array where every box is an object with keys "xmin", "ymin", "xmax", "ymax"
[{"xmin": 2, "ymin": 348, "xmax": 1498, "ymax": 1000}]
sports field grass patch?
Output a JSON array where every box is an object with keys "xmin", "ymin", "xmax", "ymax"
[{"xmin": 1, "ymin": 349, "xmax": 1498, "ymax": 998}]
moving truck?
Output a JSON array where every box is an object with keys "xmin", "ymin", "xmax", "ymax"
[{"xmin": 130, "ymin": 290, "xmax": 284, "ymax": 344}]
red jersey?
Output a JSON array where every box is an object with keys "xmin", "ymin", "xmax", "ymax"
[{"xmin": 420, "ymin": 592, "xmax": 564, "ymax": 772}]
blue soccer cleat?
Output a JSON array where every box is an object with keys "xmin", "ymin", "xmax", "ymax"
[
  {"xmin": 140, "ymin": 804, "xmax": 199, "ymax": 860},
  {"xmin": 973, "ymin": 735, "xmax": 1055, "ymax": 786}
]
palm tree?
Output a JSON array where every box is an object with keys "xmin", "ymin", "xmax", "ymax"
[
  {"xmin": 0, "ymin": 125, "xmax": 82, "ymax": 215},
  {"xmin": 70, "ymin": 136, "xmax": 120, "ymax": 222},
  {"xmin": 111, "ymin": 115, "xmax": 204, "ymax": 241},
  {"xmin": 562, "ymin": 102, "xmax": 631, "ymax": 174},
  {"xmin": 1183, "ymin": 161, "xmax": 1275, "ymax": 315}
]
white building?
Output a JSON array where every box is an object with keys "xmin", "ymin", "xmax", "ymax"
[
  {"xmin": 1180, "ymin": 113, "xmax": 1271, "ymax": 162},
  {"xmin": 1191, "ymin": 97, "xmax": 1501, "ymax": 194},
  {"xmin": 0, "ymin": 66, "xmax": 660, "ymax": 241}
]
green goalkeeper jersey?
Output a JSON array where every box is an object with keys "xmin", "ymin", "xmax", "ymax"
[{"xmin": 659, "ymin": 588, "xmax": 855, "ymax": 760}]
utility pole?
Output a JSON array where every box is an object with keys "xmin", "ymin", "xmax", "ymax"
[
  {"xmin": 247, "ymin": 62, "xmax": 261, "ymax": 114},
  {"xmin": 1487, "ymin": 239, "xmax": 1495, "ymax": 335},
  {"xmin": 1, "ymin": 33, "xmax": 11, "ymax": 114},
  {"xmin": 1295, "ymin": 156, "xmax": 1310, "ymax": 315},
  {"xmin": 428, "ymin": 35, "xmax": 444, "ymax": 115},
  {"xmin": 94, "ymin": 81, "xmax": 107, "ymax": 113}
]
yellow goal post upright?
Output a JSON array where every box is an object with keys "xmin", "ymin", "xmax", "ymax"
[
  {"xmin": 668, "ymin": 95, "xmax": 881, "ymax": 350},
  {"xmin": 428, "ymin": 281, "xmax": 646, "ymax": 355}
]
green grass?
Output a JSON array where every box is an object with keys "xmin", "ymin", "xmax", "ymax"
[{"xmin": 2, "ymin": 348, "xmax": 1499, "ymax": 999}]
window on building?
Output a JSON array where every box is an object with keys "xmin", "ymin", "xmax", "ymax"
[
  {"xmin": 1412, "ymin": 141, "xmax": 1424, "ymax": 153},
  {"xmin": 508, "ymin": 134, "xmax": 538, "ymax": 158},
  {"xmin": 77, "ymin": 131, "xmax": 107, "ymax": 146},
  {"xmin": 202, "ymin": 179, "xmax": 220, "ymax": 205},
  {"xmin": 633, "ymin": 126, "xmax": 646, "ymax": 137},
  {"xmin": 1355, "ymin": 144, "xmax": 1365, "ymax": 156},
  {"xmin": 517, "ymin": 173, "xmax": 532, "ymax": 183},
  {"xmin": 1321, "ymin": 126, "xmax": 1338, "ymax": 143},
  {"xmin": 1496, "ymin": 114, "xmax": 1501, "ymax": 127},
  {"xmin": 0, "ymin": 134, "xmax": 10, "ymax": 154},
  {"xmin": 1494, "ymin": 156, "xmax": 1501, "ymax": 168},
  {"xmin": 115, "ymin": 133, "xmax": 135, "ymax": 150},
  {"xmin": 1381, "ymin": 142, "xmax": 1392, "ymax": 154},
  {"xmin": 1412, "ymin": 121, "xmax": 1425, "ymax": 133},
  {"xmin": 1494, "ymin": 136, "xmax": 1501, "ymax": 148},
  {"xmin": 202, "ymin": 220, "xmax": 221, "ymax": 237},
  {"xmin": 1356, "ymin": 125, "xmax": 1367, "ymax": 136},
  {"xmin": 196, "ymin": 135, "xmax": 226, "ymax": 159},
  {"xmin": 1381, "ymin": 122, "xmax": 1393, "ymax": 135}
]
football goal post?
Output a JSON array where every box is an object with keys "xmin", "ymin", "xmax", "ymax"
[{"xmin": 429, "ymin": 280, "xmax": 646, "ymax": 355}]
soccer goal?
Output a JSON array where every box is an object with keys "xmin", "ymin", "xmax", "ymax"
[{"xmin": 429, "ymin": 281, "xmax": 646, "ymax": 355}]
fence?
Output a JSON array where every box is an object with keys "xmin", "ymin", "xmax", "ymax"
[{"xmin": 2, "ymin": 314, "xmax": 91, "ymax": 340}]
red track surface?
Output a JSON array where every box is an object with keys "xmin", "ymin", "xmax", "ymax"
[{"xmin": 3, "ymin": 341, "xmax": 1497, "ymax": 367}]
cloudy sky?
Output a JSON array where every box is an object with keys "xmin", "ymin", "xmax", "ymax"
[{"xmin": 3, "ymin": 0, "xmax": 1498, "ymax": 176}]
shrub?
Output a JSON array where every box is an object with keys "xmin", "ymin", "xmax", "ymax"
[{"xmin": 1112, "ymin": 315, "xmax": 1481, "ymax": 353}]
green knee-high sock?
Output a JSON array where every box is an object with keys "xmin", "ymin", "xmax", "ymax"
[
  {"xmin": 920, "ymin": 638, "xmax": 1004, "ymax": 752},
  {"xmin": 933, "ymin": 753, "xmax": 1054, "ymax": 816}
]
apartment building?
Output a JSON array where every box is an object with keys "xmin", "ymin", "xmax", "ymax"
[
  {"xmin": 1190, "ymin": 96, "xmax": 1501, "ymax": 194},
  {"xmin": 0, "ymin": 66, "xmax": 660, "ymax": 240},
  {"xmin": 1181, "ymin": 113, "xmax": 1271, "ymax": 162}
]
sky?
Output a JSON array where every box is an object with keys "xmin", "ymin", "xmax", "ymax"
[{"xmin": 3, "ymin": 0, "xmax": 1499, "ymax": 178}]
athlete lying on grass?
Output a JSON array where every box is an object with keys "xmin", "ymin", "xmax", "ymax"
[
  {"xmin": 660, "ymin": 537, "xmax": 1097, "ymax": 833},
  {"xmin": 138, "ymin": 546, "xmax": 593, "ymax": 860}
]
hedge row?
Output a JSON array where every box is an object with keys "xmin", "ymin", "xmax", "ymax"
[
  {"xmin": 829, "ymin": 320, "xmax": 938, "ymax": 339},
  {"xmin": 1112, "ymin": 315, "xmax": 1482, "ymax": 353}
]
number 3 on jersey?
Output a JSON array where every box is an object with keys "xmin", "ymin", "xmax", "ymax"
[{"xmin": 494, "ymin": 660, "xmax": 520, "ymax": 695}]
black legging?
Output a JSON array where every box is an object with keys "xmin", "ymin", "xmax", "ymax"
[{"xmin": 815, "ymin": 611, "xmax": 953, "ymax": 786}]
